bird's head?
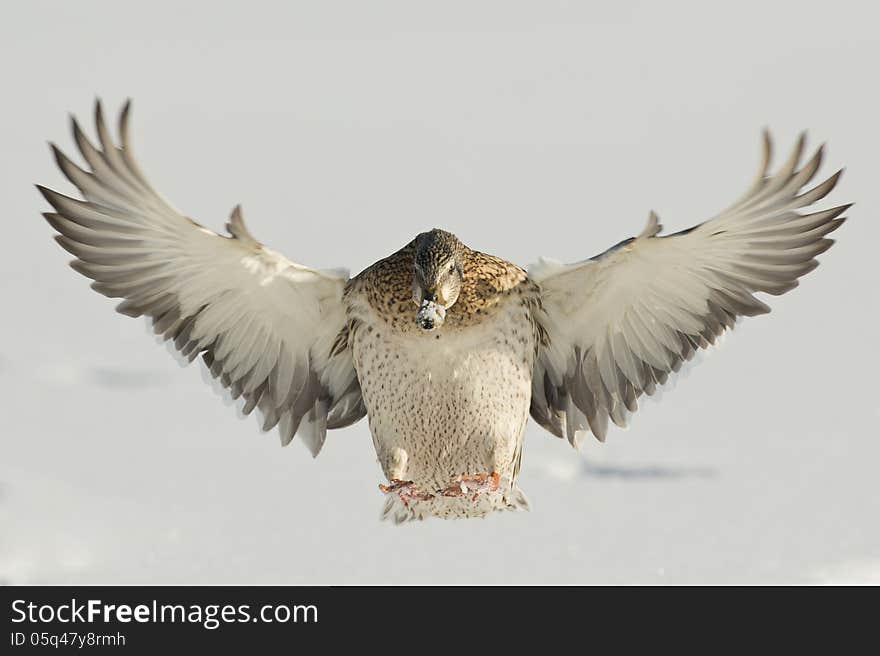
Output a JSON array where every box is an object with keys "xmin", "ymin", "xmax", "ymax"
[{"xmin": 412, "ymin": 229, "xmax": 464, "ymax": 331}]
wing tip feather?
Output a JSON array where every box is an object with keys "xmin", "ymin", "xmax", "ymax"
[
  {"xmin": 225, "ymin": 204, "xmax": 259, "ymax": 245},
  {"xmin": 638, "ymin": 210, "xmax": 662, "ymax": 238}
]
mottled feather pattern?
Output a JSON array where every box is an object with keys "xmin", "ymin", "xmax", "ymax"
[
  {"xmin": 344, "ymin": 240, "xmax": 544, "ymax": 520},
  {"xmin": 39, "ymin": 101, "xmax": 364, "ymax": 456},
  {"xmin": 347, "ymin": 240, "xmax": 538, "ymax": 331},
  {"xmin": 38, "ymin": 101, "xmax": 849, "ymax": 522},
  {"xmin": 529, "ymin": 132, "xmax": 848, "ymax": 446}
]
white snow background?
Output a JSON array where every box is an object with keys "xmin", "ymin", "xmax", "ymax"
[{"xmin": 1, "ymin": 1, "xmax": 878, "ymax": 584}]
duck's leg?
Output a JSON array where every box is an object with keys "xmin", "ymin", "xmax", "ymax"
[
  {"xmin": 378, "ymin": 479, "xmax": 435, "ymax": 506},
  {"xmin": 440, "ymin": 472, "xmax": 500, "ymax": 501}
]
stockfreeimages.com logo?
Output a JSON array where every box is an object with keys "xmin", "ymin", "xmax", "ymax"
[{"xmin": 11, "ymin": 599, "xmax": 318, "ymax": 630}]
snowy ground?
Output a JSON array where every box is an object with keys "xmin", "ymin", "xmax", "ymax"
[{"xmin": 2, "ymin": 1, "xmax": 879, "ymax": 584}]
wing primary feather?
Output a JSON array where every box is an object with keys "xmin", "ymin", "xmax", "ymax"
[
  {"xmin": 39, "ymin": 101, "xmax": 364, "ymax": 453},
  {"xmin": 528, "ymin": 130, "xmax": 847, "ymax": 445}
]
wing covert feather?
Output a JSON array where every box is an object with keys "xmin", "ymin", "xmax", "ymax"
[
  {"xmin": 40, "ymin": 100, "xmax": 365, "ymax": 454},
  {"xmin": 529, "ymin": 132, "xmax": 848, "ymax": 445}
]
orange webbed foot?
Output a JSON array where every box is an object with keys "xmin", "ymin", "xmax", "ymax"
[
  {"xmin": 378, "ymin": 479, "xmax": 435, "ymax": 506},
  {"xmin": 440, "ymin": 472, "xmax": 500, "ymax": 501}
]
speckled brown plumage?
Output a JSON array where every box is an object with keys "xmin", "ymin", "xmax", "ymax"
[
  {"xmin": 346, "ymin": 237, "xmax": 540, "ymax": 332},
  {"xmin": 41, "ymin": 102, "xmax": 849, "ymax": 525},
  {"xmin": 343, "ymin": 237, "xmax": 545, "ymax": 521}
]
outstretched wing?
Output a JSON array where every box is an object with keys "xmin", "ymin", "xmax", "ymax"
[
  {"xmin": 39, "ymin": 100, "xmax": 365, "ymax": 455},
  {"xmin": 529, "ymin": 132, "xmax": 849, "ymax": 445}
]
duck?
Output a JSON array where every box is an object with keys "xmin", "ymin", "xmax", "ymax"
[{"xmin": 39, "ymin": 100, "xmax": 849, "ymax": 522}]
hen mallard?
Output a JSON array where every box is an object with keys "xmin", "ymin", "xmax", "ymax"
[{"xmin": 39, "ymin": 101, "xmax": 849, "ymax": 522}]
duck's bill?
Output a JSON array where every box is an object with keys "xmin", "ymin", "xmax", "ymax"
[{"xmin": 416, "ymin": 300, "xmax": 446, "ymax": 330}]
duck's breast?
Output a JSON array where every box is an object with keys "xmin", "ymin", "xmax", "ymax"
[{"xmin": 350, "ymin": 294, "xmax": 537, "ymax": 491}]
